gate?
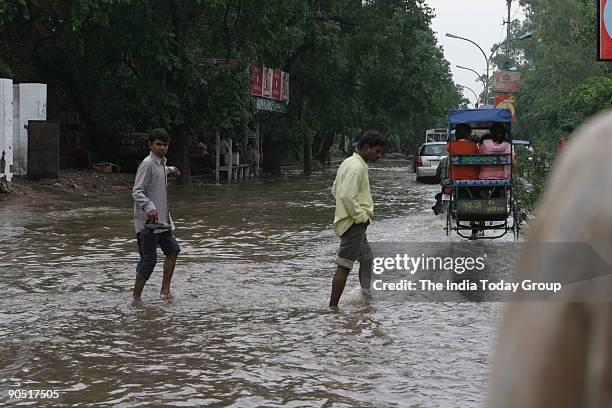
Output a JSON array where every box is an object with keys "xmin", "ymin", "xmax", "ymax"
[{"xmin": 27, "ymin": 120, "xmax": 59, "ymax": 180}]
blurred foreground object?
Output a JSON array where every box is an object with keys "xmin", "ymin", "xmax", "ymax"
[{"xmin": 488, "ymin": 110, "xmax": 612, "ymax": 408}]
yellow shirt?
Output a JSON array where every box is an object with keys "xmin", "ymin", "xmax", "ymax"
[{"xmin": 332, "ymin": 153, "xmax": 374, "ymax": 236}]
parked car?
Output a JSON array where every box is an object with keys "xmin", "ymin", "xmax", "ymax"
[{"xmin": 415, "ymin": 142, "xmax": 447, "ymax": 182}]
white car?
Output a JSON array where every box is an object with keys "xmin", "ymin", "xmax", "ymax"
[{"xmin": 415, "ymin": 142, "xmax": 447, "ymax": 181}]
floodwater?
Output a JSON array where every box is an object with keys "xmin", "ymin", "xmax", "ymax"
[{"xmin": 0, "ymin": 162, "xmax": 508, "ymax": 407}]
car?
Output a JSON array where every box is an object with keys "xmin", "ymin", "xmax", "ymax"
[{"xmin": 415, "ymin": 142, "xmax": 447, "ymax": 182}]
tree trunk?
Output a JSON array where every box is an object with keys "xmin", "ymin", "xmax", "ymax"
[
  {"xmin": 262, "ymin": 136, "xmax": 281, "ymax": 176},
  {"xmin": 170, "ymin": 125, "xmax": 191, "ymax": 185},
  {"xmin": 313, "ymin": 133, "xmax": 335, "ymax": 170},
  {"xmin": 303, "ymin": 130, "xmax": 312, "ymax": 175}
]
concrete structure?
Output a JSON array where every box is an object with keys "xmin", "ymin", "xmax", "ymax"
[
  {"xmin": 13, "ymin": 83, "xmax": 47, "ymax": 176},
  {"xmin": 0, "ymin": 78, "xmax": 13, "ymax": 184}
]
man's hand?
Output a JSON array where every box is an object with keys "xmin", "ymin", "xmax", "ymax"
[
  {"xmin": 173, "ymin": 167, "xmax": 181, "ymax": 176},
  {"xmin": 146, "ymin": 209, "xmax": 158, "ymax": 221}
]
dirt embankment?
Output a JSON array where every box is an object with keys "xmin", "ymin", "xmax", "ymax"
[{"xmin": 0, "ymin": 170, "xmax": 135, "ymax": 202}]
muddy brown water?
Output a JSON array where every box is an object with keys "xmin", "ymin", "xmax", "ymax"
[{"xmin": 0, "ymin": 164, "xmax": 504, "ymax": 407}]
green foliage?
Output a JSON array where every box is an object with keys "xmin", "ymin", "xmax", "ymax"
[
  {"xmin": 0, "ymin": 0, "xmax": 462, "ymax": 167},
  {"xmin": 502, "ymin": 0, "xmax": 612, "ymax": 214}
]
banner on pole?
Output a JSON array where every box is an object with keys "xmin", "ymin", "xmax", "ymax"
[
  {"xmin": 491, "ymin": 71, "xmax": 522, "ymax": 93},
  {"xmin": 494, "ymin": 95, "xmax": 516, "ymax": 122}
]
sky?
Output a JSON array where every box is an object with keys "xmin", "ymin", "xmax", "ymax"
[{"xmin": 425, "ymin": 0, "xmax": 526, "ymax": 106}]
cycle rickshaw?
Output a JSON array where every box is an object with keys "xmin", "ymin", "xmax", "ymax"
[{"xmin": 444, "ymin": 108, "xmax": 520, "ymax": 240}]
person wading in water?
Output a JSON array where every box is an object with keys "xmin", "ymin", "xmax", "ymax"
[
  {"xmin": 132, "ymin": 128, "xmax": 181, "ymax": 299},
  {"xmin": 329, "ymin": 131, "xmax": 385, "ymax": 307}
]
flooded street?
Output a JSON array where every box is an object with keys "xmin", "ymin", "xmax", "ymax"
[{"xmin": 1, "ymin": 163, "xmax": 505, "ymax": 407}]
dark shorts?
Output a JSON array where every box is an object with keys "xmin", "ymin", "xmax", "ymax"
[
  {"xmin": 336, "ymin": 222, "xmax": 372, "ymax": 270},
  {"xmin": 136, "ymin": 230, "xmax": 181, "ymax": 280}
]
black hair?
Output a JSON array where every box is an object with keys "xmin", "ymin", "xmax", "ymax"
[
  {"xmin": 491, "ymin": 123, "xmax": 507, "ymax": 143},
  {"xmin": 358, "ymin": 130, "xmax": 386, "ymax": 150},
  {"xmin": 455, "ymin": 123, "xmax": 471, "ymax": 140},
  {"xmin": 148, "ymin": 128, "xmax": 170, "ymax": 143}
]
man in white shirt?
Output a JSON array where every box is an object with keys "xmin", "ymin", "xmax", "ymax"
[{"xmin": 132, "ymin": 128, "xmax": 181, "ymax": 299}]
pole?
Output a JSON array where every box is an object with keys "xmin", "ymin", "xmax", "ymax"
[
  {"xmin": 485, "ymin": 60, "xmax": 490, "ymax": 106},
  {"xmin": 255, "ymin": 119, "xmax": 260, "ymax": 176},
  {"xmin": 459, "ymin": 85, "xmax": 479, "ymax": 108},
  {"xmin": 215, "ymin": 129, "xmax": 220, "ymax": 182},
  {"xmin": 506, "ymin": 0, "xmax": 512, "ymax": 69}
]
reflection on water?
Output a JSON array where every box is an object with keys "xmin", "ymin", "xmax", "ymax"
[{"xmin": 0, "ymin": 164, "xmax": 503, "ymax": 407}]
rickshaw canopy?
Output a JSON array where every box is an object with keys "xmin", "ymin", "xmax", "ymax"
[{"xmin": 448, "ymin": 108, "xmax": 512, "ymax": 130}]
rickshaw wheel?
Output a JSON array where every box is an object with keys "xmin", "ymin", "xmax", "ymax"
[
  {"xmin": 445, "ymin": 203, "xmax": 451, "ymax": 236},
  {"xmin": 512, "ymin": 202, "xmax": 520, "ymax": 240}
]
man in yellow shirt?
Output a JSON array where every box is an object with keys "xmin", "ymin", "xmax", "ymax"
[{"xmin": 329, "ymin": 131, "xmax": 385, "ymax": 307}]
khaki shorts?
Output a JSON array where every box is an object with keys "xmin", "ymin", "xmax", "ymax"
[{"xmin": 336, "ymin": 222, "xmax": 372, "ymax": 270}]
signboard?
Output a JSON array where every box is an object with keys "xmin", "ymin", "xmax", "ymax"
[
  {"xmin": 251, "ymin": 65, "xmax": 263, "ymax": 96},
  {"xmin": 491, "ymin": 71, "xmax": 522, "ymax": 93},
  {"xmin": 494, "ymin": 95, "xmax": 516, "ymax": 122},
  {"xmin": 262, "ymin": 67, "xmax": 273, "ymax": 98},
  {"xmin": 250, "ymin": 65, "xmax": 290, "ymax": 111},
  {"xmin": 254, "ymin": 96, "xmax": 287, "ymax": 113},
  {"xmin": 598, "ymin": 0, "xmax": 612, "ymax": 59},
  {"xmin": 272, "ymin": 69, "xmax": 282, "ymax": 100}
]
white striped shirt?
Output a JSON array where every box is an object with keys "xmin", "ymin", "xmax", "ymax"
[{"xmin": 132, "ymin": 152, "xmax": 177, "ymax": 234}]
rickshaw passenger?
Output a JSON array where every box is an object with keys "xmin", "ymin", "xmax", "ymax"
[
  {"xmin": 478, "ymin": 123, "xmax": 515, "ymax": 199},
  {"xmin": 447, "ymin": 123, "xmax": 478, "ymax": 198},
  {"xmin": 447, "ymin": 123, "xmax": 478, "ymax": 180},
  {"xmin": 478, "ymin": 123, "xmax": 515, "ymax": 179}
]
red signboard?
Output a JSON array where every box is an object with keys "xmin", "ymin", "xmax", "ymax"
[
  {"xmin": 251, "ymin": 65, "xmax": 289, "ymax": 103},
  {"xmin": 599, "ymin": 0, "xmax": 612, "ymax": 59},
  {"xmin": 251, "ymin": 65, "xmax": 263, "ymax": 96},
  {"xmin": 491, "ymin": 71, "xmax": 522, "ymax": 93},
  {"xmin": 272, "ymin": 69, "xmax": 282, "ymax": 100},
  {"xmin": 262, "ymin": 67, "xmax": 273, "ymax": 98}
]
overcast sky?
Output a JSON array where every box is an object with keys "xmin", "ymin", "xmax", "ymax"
[{"xmin": 425, "ymin": 0, "xmax": 526, "ymax": 106}]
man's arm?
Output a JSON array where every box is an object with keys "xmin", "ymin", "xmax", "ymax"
[
  {"xmin": 132, "ymin": 161, "xmax": 156, "ymax": 219},
  {"xmin": 336, "ymin": 167, "xmax": 369, "ymax": 224}
]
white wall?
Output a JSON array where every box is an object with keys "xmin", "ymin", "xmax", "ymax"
[
  {"xmin": 12, "ymin": 83, "xmax": 47, "ymax": 175},
  {"xmin": 0, "ymin": 79, "xmax": 13, "ymax": 183}
]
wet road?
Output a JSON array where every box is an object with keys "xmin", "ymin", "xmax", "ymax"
[{"xmin": 0, "ymin": 163, "xmax": 505, "ymax": 407}]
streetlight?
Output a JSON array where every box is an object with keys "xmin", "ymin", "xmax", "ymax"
[
  {"xmin": 456, "ymin": 65, "xmax": 487, "ymax": 88},
  {"xmin": 458, "ymin": 85, "xmax": 480, "ymax": 108},
  {"xmin": 446, "ymin": 31, "xmax": 532, "ymax": 104},
  {"xmin": 456, "ymin": 65, "xmax": 486, "ymax": 105}
]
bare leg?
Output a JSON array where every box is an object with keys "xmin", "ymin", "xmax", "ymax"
[
  {"xmin": 329, "ymin": 266, "xmax": 350, "ymax": 307},
  {"xmin": 133, "ymin": 273, "xmax": 147, "ymax": 299},
  {"xmin": 359, "ymin": 258, "xmax": 372, "ymax": 292},
  {"xmin": 160, "ymin": 252, "xmax": 178, "ymax": 298}
]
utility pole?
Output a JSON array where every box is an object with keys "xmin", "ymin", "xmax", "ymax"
[{"xmin": 506, "ymin": 0, "xmax": 512, "ymax": 69}]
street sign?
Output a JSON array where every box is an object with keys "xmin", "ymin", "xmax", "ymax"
[{"xmin": 598, "ymin": 0, "xmax": 612, "ymax": 60}]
